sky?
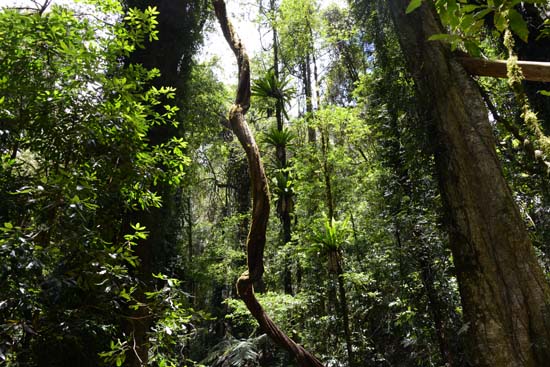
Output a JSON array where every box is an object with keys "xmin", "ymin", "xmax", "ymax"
[
  {"xmin": 1, "ymin": 0, "xmax": 348, "ymax": 83},
  {"xmin": 203, "ymin": 0, "xmax": 348, "ymax": 82}
]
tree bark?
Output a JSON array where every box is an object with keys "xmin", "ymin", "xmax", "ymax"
[
  {"xmin": 388, "ymin": 1, "xmax": 550, "ymax": 366},
  {"xmin": 212, "ymin": 1, "xmax": 324, "ymax": 366},
  {"xmin": 122, "ymin": 1, "xmax": 208, "ymax": 365},
  {"xmin": 303, "ymin": 55, "xmax": 316, "ymax": 143},
  {"xmin": 335, "ymin": 255, "xmax": 354, "ymax": 367}
]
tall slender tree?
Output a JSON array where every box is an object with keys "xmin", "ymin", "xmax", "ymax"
[{"xmin": 253, "ymin": 0, "xmax": 295, "ymax": 292}]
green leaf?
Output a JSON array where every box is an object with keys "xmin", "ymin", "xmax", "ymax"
[
  {"xmin": 538, "ymin": 90, "xmax": 550, "ymax": 97},
  {"xmin": 474, "ymin": 8, "xmax": 493, "ymax": 21},
  {"xmin": 493, "ymin": 11, "xmax": 507, "ymax": 33},
  {"xmin": 508, "ymin": 9, "xmax": 529, "ymax": 42},
  {"xmin": 461, "ymin": 4, "xmax": 481, "ymax": 13},
  {"xmin": 464, "ymin": 40, "xmax": 482, "ymax": 57},
  {"xmin": 428, "ymin": 33, "xmax": 461, "ymax": 43},
  {"xmin": 406, "ymin": 0, "xmax": 423, "ymax": 14},
  {"xmin": 59, "ymin": 39, "xmax": 69, "ymax": 52}
]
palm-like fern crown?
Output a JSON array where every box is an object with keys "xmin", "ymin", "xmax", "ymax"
[
  {"xmin": 312, "ymin": 215, "xmax": 350, "ymax": 252},
  {"xmin": 252, "ymin": 70, "xmax": 295, "ymax": 119},
  {"xmin": 262, "ymin": 126, "xmax": 296, "ymax": 148}
]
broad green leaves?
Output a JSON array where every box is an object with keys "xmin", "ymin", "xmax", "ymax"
[
  {"xmin": 407, "ymin": 0, "xmax": 541, "ymax": 53},
  {"xmin": 311, "ymin": 215, "xmax": 350, "ymax": 252},
  {"xmin": 252, "ymin": 69, "xmax": 295, "ymax": 119},
  {"xmin": 507, "ymin": 8, "xmax": 529, "ymax": 42},
  {"xmin": 124, "ymin": 6, "xmax": 160, "ymax": 47},
  {"xmin": 262, "ymin": 126, "xmax": 296, "ymax": 148},
  {"xmin": 406, "ymin": 0, "xmax": 423, "ymax": 14},
  {"xmin": 0, "ymin": 3, "xmax": 190, "ymax": 365}
]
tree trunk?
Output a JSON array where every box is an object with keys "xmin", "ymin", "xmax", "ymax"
[
  {"xmin": 388, "ymin": 1, "xmax": 550, "ymax": 366},
  {"xmin": 320, "ymin": 128, "xmax": 335, "ymax": 221},
  {"xmin": 270, "ymin": 0, "xmax": 293, "ymax": 294},
  {"xmin": 335, "ymin": 254, "xmax": 354, "ymax": 367},
  {"xmin": 303, "ymin": 55, "xmax": 316, "ymax": 143},
  {"xmin": 122, "ymin": 1, "xmax": 208, "ymax": 365}
]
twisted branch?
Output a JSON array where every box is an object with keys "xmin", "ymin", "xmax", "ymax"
[{"xmin": 212, "ymin": 1, "xmax": 324, "ymax": 366}]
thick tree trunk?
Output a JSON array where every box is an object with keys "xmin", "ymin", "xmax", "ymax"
[
  {"xmin": 388, "ymin": 1, "xmax": 550, "ymax": 366},
  {"xmin": 122, "ymin": 1, "xmax": 208, "ymax": 365},
  {"xmin": 122, "ymin": 208, "xmax": 155, "ymax": 367},
  {"xmin": 212, "ymin": 1, "xmax": 324, "ymax": 366}
]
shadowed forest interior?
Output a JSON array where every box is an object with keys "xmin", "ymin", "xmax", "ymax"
[{"xmin": 2, "ymin": 0, "xmax": 550, "ymax": 366}]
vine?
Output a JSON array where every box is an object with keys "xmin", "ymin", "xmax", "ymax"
[
  {"xmin": 211, "ymin": 1, "xmax": 325, "ymax": 365},
  {"xmin": 504, "ymin": 26, "xmax": 550, "ymax": 166}
]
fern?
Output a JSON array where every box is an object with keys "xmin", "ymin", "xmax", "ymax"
[
  {"xmin": 262, "ymin": 126, "xmax": 296, "ymax": 148},
  {"xmin": 203, "ymin": 334, "xmax": 268, "ymax": 367},
  {"xmin": 252, "ymin": 70, "xmax": 295, "ymax": 119}
]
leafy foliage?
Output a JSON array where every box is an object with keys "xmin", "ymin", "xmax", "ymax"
[
  {"xmin": 0, "ymin": 3, "xmax": 194, "ymax": 365},
  {"xmin": 311, "ymin": 215, "xmax": 349, "ymax": 252},
  {"xmin": 262, "ymin": 126, "xmax": 296, "ymax": 148},
  {"xmin": 252, "ymin": 69, "xmax": 295, "ymax": 119},
  {"xmin": 2, "ymin": 0, "xmax": 550, "ymax": 366}
]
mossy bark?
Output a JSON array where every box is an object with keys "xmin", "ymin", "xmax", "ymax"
[{"xmin": 389, "ymin": 1, "xmax": 550, "ymax": 366}]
